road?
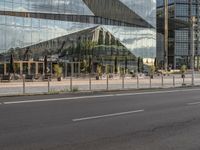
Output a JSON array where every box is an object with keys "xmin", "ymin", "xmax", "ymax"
[{"xmin": 1, "ymin": 88, "xmax": 200, "ymax": 150}]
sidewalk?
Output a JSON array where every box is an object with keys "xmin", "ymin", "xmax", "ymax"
[{"xmin": 0, "ymin": 74, "xmax": 199, "ymax": 96}]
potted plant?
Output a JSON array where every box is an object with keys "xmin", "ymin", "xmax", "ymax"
[
  {"xmin": 180, "ymin": 65, "xmax": 187, "ymax": 78},
  {"xmin": 180, "ymin": 65, "xmax": 187, "ymax": 86},
  {"xmin": 54, "ymin": 64, "xmax": 62, "ymax": 81},
  {"xmin": 149, "ymin": 65, "xmax": 155, "ymax": 79}
]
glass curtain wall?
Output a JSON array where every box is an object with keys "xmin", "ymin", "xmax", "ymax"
[
  {"xmin": 0, "ymin": 0, "xmax": 156, "ymax": 75},
  {"xmin": 157, "ymin": 0, "xmax": 200, "ymax": 69}
]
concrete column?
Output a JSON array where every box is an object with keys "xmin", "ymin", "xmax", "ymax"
[
  {"xmin": 78, "ymin": 62, "xmax": 80, "ymax": 76},
  {"xmin": 91, "ymin": 59, "xmax": 94, "ymax": 73},
  {"xmin": 64, "ymin": 62, "xmax": 68, "ymax": 78},
  {"xmin": 35, "ymin": 62, "xmax": 38, "ymax": 75},
  {"xmin": 74, "ymin": 63, "xmax": 77, "ymax": 76},
  {"xmin": 197, "ymin": 56, "xmax": 200, "ymax": 70},
  {"xmin": 174, "ymin": 56, "xmax": 176, "ymax": 69},
  {"xmin": 43, "ymin": 63, "xmax": 45, "ymax": 75},
  {"xmin": 28, "ymin": 62, "xmax": 31, "ymax": 75},
  {"xmin": 4, "ymin": 63, "xmax": 6, "ymax": 75},
  {"xmin": 20, "ymin": 62, "xmax": 23, "ymax": 75},
  {"xmin": 51, "ymin": 62, "xmax": 53, "ymax": 77},
  {"xmin": 71, "ymin": 63, "xmax": 74, "ymax": 77}
]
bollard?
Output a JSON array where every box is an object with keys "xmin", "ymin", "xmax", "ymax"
[
  {"xmin": 122, "ymin": 74, "xmax": 125, "ymax": 89},
  {"xmin": 106, "ymin": 74, "xmax": 109, "ymax": 91},
  {"xmin": 70, "ymin": 76, "xmax": 73, "ymax": 92},
  {"xmin": 89, "ymin": 75, "xmax": 92, "ymax": 91},
  {"xmin": 137, "ymin": 75, "xmax": 139, "ymax": 89},
  {"xmin": 48, "ymin": 77, "xmax": 50, "ymax": 93},
  {"xmin": 173, "ymin": 76, "xmax": 175, "ymax": 87},
  {"xmin": 23, "ymin": 76, "xmax": 25, "ymax": 94},
  {"xmin": 161, "ymin": 75, "xmax": 164, "ymax": 87}
]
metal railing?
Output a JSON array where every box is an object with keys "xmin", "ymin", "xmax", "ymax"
[{"xmin": 0, "ymin": 73, "xmax": 199, "ymax": 96}]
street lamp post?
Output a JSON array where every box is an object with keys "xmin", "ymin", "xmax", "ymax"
[
  {"xmin": 197, "ymin": 0, "xmax": 200, "ymax": 69},
  {"xmin": 190, "ymin": 16, "xmax": 196, "ymax": 86},
  {"xmin": 164, "ymin": 0, "xmax": 168, "ymax": 71}
]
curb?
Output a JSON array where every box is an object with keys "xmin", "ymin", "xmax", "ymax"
[{"xmin": 0, "ymin": 85, "xmax": 199, "ymax": 98}]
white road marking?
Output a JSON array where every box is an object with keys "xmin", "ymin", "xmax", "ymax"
[
  {"xmin": 3, "ymin": 94, "xmax": 113, "ymax": 105},
  {"xmin": 114, "ymin": 88, "xmax": 200, "ymax": 96},
  {"xmin": 188, "ymin": 101, "xmax": 200, "ymax": 105},
  {"xmin": 2, "ymin": 88, "xmax": 200, "ymax": 105},
  {"xmin": 72, "ymin": 109, "xmax": 144, "ymax": 122}
]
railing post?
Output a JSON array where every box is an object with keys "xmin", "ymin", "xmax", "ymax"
[
  {"xmin": 122, "ymin": 74, "xmax": 125, "ymax": 89},
  {"xmin": 137, "ymin": 74, "xmax": 139, "ymax": 89},
  {"xmin": 106, "ymin": 74, "xmax": 109, "ymax": 91},
  {"xmin": 150, "ymin": 76, "xmax": 152, "ymax": 88},
  {"xmin": 48, "ymin": 76, "xmax": 50, "ymax": 93},
  {"xmin": 89, "ymin": 75, "xmax": 92, "ymax": 91},
  {"xmin": 70, "ymin": 76, "xmax": 72, "ymax": 92},
  {"xmin": 23, "ymin": 76, "xmax": 25, "ymax": 94}
]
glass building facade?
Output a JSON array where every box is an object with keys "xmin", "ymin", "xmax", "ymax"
[
  {"xmin": 0, "ymin": 0, "xmax": 156, "ymax": 75},
  {"xmin": 157, "ymin": 0, "xmax": 200, "ymax": 69}
]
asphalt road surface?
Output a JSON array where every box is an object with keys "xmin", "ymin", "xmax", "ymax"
[{"xmin": 1, "ymin": 88, "xmax": 200, "ymax": 150}]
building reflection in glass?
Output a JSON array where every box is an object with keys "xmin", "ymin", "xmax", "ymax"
[{"xmin": 0, "ymin": 0, "xmax": 156, "ymax": 76}]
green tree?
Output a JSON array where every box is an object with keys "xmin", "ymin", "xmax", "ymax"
[
  {"xmin": 80, "ymin": 40, "xmax": 97, "ymax": 73},
  {"xmin": 105, "ymin": 32, "xmax": 110, "ymax": 45},
  {"xmin": 97, "ymin": 64, "xmax": 102, "ymax": 77},
  {"xmin": 154, "ymin": 58, "xmax": 158, "ymax": 71},
  {"xmin": 111, "ymin": 36, "xmax": 116, "ymax": 45},
  {"xmin": 98, "ymin": 30, "xmax": 104, "ymax": 45},
  {"xmin": 81, "ymin": 40, "xmax": 97, "ymax": 55}
]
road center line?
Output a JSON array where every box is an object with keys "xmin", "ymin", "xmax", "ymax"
[
  {"xmin": 188, "ymin": 101, "xmax": 200, "ymax": 105},
  {"xmin": 2, "ymin": 88, "xmax": 200, "ymax": 105},
  {"xmin": 72, "ymin": 109, "xmax": 144, "ymax": 122}
]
